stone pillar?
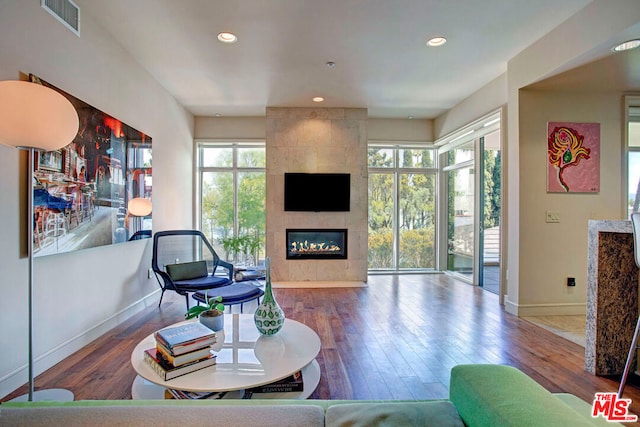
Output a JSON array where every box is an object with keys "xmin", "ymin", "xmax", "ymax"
[
  {"xmin": 586, "ymin": 220, "xmax": 638, "ymax": 375},
  {"xmin": 265, "ymin": 107, "xmax": 368, "ymax": 284}
]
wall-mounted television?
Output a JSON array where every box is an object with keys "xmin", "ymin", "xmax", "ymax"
[{"xmin": 284, "ymin": 173, "xmax": 350, "ymax": 212}]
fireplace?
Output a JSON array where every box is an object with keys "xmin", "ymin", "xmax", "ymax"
[{"xmin": 286, "ymin": 229, "xmax": 347, "ymax": 260}]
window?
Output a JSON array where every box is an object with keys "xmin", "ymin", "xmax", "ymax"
[
  {"xmin": 627, "ymin": 98, "xmax": 640, "ymax": 218},
  {"xmin": 197, "ymin": 142, "xmax": 265, "ymax": 265},
  {"xmin": 368, "ymin": 144, "xmax": 437, "ymax": 271}
]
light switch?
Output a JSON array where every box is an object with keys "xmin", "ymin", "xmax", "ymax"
[{"xmin": 545, "ymin": 211, "xmax": 560, "ymax": 223}]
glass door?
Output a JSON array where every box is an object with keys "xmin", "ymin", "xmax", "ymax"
[
  {"xmin": 480, "ymin": 130, "xmax": 501, "ymax": 293},
  {"xmin": 443, "ymin": 142, "xmax": 475, "ymax": 282},
  {"xmin": 437, "ymin": 112, "xmax": 501, "ymax": 289}
]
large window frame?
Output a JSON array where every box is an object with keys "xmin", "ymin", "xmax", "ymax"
[
  {"xmin": 196, "ymin": 140, "xmax": 266, "ymax": 264},
  {"xmin": 625, "ymin": 96, "xmax": 640, "ymax": 218},
  {"xmin": 367, "ymin": 142, "xmax": 438, "ymax": 272}
]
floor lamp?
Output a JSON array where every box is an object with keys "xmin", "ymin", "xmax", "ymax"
[
  {"xmin": 127, "ymin": 197, "xmax": 152, "ymax": 238},
  {"xmin": 0, "ymin": 80, "xmax": 79, "ymax": 401}
]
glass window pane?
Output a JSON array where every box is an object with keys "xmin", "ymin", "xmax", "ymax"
[
  {"xmin": 399, "ymin": 148, "xmax": 434, "ymax": 168},
  {"xmin": 447, "ymin": 166, "xmax": 475, "ymax": 277},
  {"xmin": 447, "ymin": 141, "xmax": 474, "ymax": 165},
  {"xmin": 368, "ymin": 173, "xmax": 394, "ymax": 269},
  {"xmin": 629, "ymin": 151, "xmax": 640, "ymax": 217},
  {"xmin": 202, "ymin": 147, "xmax": 232, "ymax": 167},
  {"xmin": 201, "ymin": 171, "xmax": 234, "ymax": 255},
  {"xmin": 237, "ymin": 171, "xmax": 266, "ymax": 265},
  {"xmin": 398, "ymin": 173, "xmax": 436, "ymax": 268},
  {"xmin": 629, "ymin": 122, "xmax": 640, "ymax": 147},
  {"xmin": 238, "ymin": 147, "xmax": 265, "ymax": 168},
  {"xmin": 368, "ymin": 148, "xmax": 394, "ymax": 167}
]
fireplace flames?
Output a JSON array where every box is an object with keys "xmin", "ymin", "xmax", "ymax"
[{"xmin": 289, "ymin": 240, "xmax": 342, "ymax": 255}]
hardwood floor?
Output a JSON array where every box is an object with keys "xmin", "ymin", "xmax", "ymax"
[{"xmin": 3, "ymin": 273, "xmax": 640, "ymax": 419}]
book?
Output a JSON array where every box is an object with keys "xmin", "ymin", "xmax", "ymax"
[
  {"xmin": 245, "ymin": 370, "xmax": 303, "ymax": 394},
  {"xmin": 165, "ymin": 389, "xmax": 229, "ymax": 400},
  {"xmin": 143, "ymin": 348, "xmax": 216, "ymax": 381},
  {"xmin": 154, "ymin": 322, "xmax": 216, "ymax": 356},
  {"xmin": 156, "ymin": 341, "xmax": 213, "ymax": 367}
]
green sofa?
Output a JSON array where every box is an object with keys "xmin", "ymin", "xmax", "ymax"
[{"xmin": 0, "ymin": 364, "xmax": 622, "ymax": 426}]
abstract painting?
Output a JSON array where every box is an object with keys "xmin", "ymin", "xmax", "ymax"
[{"xmin": 547, "ymin": 122, "xmax": 600, "ymax": 193}]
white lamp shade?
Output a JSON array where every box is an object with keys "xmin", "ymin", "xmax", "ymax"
[
  {"xmin": 128, "ymin": 197, "xmax": 152, "ymax": 217},
  {"xmin": 0, "ymin": 80, "xmax": 79, "ymax": 150}
]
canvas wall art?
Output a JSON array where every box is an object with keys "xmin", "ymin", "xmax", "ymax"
[
  {"xmin": 547, "ymin": 122, "xmax": 600, "ymax": 193},
  {"xmin": 29, "ymin": 74, "xmax": 153, "ymax": 257}
]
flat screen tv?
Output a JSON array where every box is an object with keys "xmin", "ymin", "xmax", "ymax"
[{"xmin": 284, "ymin": 173, "xmax": 350, "ymax": 212}]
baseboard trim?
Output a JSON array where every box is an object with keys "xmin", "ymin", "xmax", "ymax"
[
  {"xmin": 273, "ymin": 281, "xmax": 367, "ymax": 288},
  {"xmin": 0, "ymin": 290, "xmax": 160, "ymax": 400},
  {"xmin": 504, "ymin": 300, "xmax": 586, "ymax": 317}
]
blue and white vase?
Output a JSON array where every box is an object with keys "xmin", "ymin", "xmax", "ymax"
[{"xmin": 254, "ymin": 257, "xmax": 285, "ymax": 335}]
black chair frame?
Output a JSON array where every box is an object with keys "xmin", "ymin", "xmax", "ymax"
[{"xmin": 152, "ymin": 230, "xmax": 234, "ymax": 309}]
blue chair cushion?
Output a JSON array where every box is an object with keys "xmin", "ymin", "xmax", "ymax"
[
  {"xmin": 173, "ymin": 276, "xmax": 232, "ymax": 291},
  {"xmin": 194, "ymin": 283, "xmax": 263, "ymax": 305}
]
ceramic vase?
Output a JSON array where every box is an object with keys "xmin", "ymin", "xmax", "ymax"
[{"xmin": 254, "ymin": 257, "xmax": 285, "ymax": 335}]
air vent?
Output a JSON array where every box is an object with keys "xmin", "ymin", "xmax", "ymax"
[{"xmin": 42, "ymin": 0, "xmax": 80, "ymax": 36}]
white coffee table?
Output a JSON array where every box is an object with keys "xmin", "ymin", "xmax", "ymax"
[{"xmin": 130, "ymin": 314, "xmax": 321, "ymax": 400}]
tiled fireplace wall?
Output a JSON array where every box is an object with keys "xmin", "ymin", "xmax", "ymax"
[{"xmin": 265, "ymin": 107, "xmax": 368, "ymax": 283}]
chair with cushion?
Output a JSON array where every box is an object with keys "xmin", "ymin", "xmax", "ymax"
[{"xmin": 151, "ymin": 230, "xmax": 263, "ymax": 311}]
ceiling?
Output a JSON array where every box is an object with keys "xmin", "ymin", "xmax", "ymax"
[{"xmin": 78, "ymin": 0, "xmax": 597, "ymax": 119}]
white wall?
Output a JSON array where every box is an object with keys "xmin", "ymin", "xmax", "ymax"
[
  {"xmin": 434, "ymin": 74, "xmax": 508, "ymax": 139},
  {"xmin": 0, "ymin": 1, "xmax": 194, "ymax": 398},
  {"xmin": 195, "ymin": 117, "xmax": 266, "ymax": 140},
  {"xmin": 517, "ymin": 90, "xmax": 622, "ymax": 314},
  {"xmin": 436, "ymin": 0, "xmax": 640, "ymax": 316},
  {"xmin": 368, "ymin": 118, "xmax": 433, "ymax": 142},
  {"xmin": 504, "ymin": 0, "xmax": 640, "ymax": 315}
]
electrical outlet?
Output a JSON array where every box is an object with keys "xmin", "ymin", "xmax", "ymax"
[
  {"xmin": 148, "ymin": 268, "xmax": 153, "ymax": 279},
  {"xmin": 545, "ymin": 211, "xmax": 560, "ymax": 223},
  {"xmin": 567, "ymin": 277, "xmax": 576, "ymax": 287}
]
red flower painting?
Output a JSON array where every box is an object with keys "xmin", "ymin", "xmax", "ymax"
[{"xmin": 547, "ymin": 122, "xmax": 600, "ymax": 193}]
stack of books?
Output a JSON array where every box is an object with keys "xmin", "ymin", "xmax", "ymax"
[{"xmin": 144, "ymin": 322, "xmax": 217, "ymax": 380}]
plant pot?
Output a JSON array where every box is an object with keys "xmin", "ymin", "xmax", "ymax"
[{"xmin": 199, "ymin": 309, "xmax": 224, "ymax": 332}]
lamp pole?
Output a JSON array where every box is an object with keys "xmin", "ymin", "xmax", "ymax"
[
  {"xmin": 0, "ymin": 80, "xmax": 78, "ymax": 401},
  {"xmin": 27, "ymin": 147, "xmax": 35, "ymax": 400}
]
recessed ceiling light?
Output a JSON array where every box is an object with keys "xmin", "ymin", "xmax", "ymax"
[
  {"xmin": 326, "ymin": 61, "xmax": 336, "ymax": 68},
  {"xmin": 312, "ymin": 97, "xmax": 324, "ymax": 102},
  {"xmin": 214, "ymin": 113, "xmax": 222, "ymax": 117},
  {"xmin": 408, "ymin": 115, "xmax": 414, "ymax": 120},
  {"xmin": 217, "ymin": 32, "xmax": 238, "ymax": 43},
  {"xmin": 427, "ymin": 36, "xmax": 447, "ymax": 47},
  {"xmin": 613, "ymin": 39, "xmax": 640, "ymax": 52}
]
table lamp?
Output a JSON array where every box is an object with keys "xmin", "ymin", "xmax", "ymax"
[{"xmin": 0, "ymin": 80, "xmax": 79, "ymax": 401}]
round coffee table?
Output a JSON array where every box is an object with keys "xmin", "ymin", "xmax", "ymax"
[{"xmin": 130, "ymin": 314, "xmax": 321, "ymax": 399}]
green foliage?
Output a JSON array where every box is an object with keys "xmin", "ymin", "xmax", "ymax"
[
  {"xmin": 483, "ymin": 150, "xmax": 501, "ymax": 229},
  {"xmin": 368, "ymin": 146, "xmax": 437, "ymax": 270},
  {"xmin": 368, "ymin": 228, "xmax": 393, "ymax": 268},
  {"xmin": 399, "ymin": 228, "xmax": 435, "ymax": 268},
  {"xmin": 200, "ymin": 148, "xmax": 265, "ymax": 262},
  {"xmin": 185, "ymin": 295, "xmax": 224, "ymax": 319},
  {"xmin": 220, "ymin": 234, "xmax": 263, "ymax": 263}
]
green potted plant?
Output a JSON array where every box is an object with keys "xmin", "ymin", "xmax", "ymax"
[{"xmin": 185, "ymin": 294, "xmax": 225, "ymax": 332}]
